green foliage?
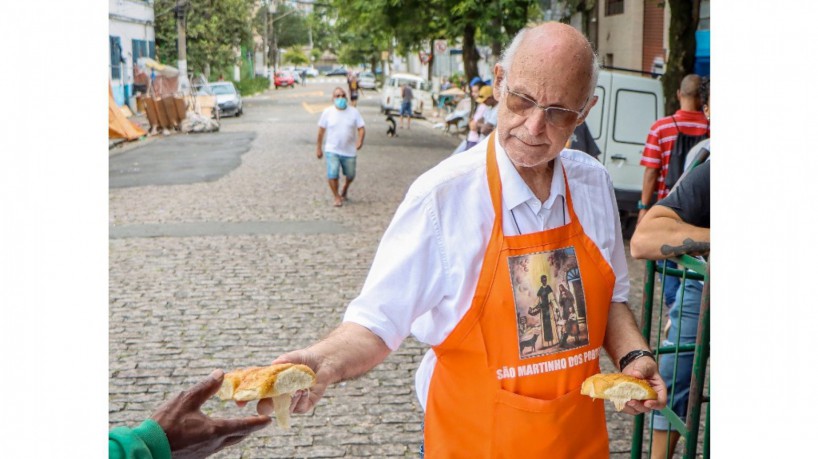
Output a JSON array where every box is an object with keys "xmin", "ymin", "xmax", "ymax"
[
  {"xmin": 154, "ymin": 0, "xmax": 255, "ymax": 76},
  {"xmin": 233, "ymin": 76, "xmax": 270, "ymax": 96},
  {"xmin": 284, "ymin": 48, "xmax": 309, "ymax": 65},
  {"xmin": 323, "ymin": 0, "xmax": 537, "ymax": 83}
]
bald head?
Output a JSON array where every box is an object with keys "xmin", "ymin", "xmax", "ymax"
[
  {"xmin": 678, "ymin": 74, "xmax": 703, "ymax": 110},
  {"xmin": 492, "ymin": 22, "xmax": 601, "ymax": 171},
  {"xmin": 499, "ymin": 22, "xmax": 599, "ymax": 103}
]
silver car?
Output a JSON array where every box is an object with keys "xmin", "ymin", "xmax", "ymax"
[
  {"xmin": 210, "ymin": 82, "xmax": 243, "ymax": 117},
  {"xmin": 357, "ymin": 71, "xmax": 377, "ymax": 90}
]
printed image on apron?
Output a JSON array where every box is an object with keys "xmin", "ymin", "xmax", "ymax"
[{"xmin": 508, "ymin": 246, "xmax": 590, "ymax": 359}]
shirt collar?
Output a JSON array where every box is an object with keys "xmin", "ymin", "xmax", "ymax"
[{"xmin": 493, "ymin": 134, "xmax": 565, "ymax": 213}]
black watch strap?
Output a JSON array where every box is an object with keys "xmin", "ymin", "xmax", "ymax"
[{"xmin": 619, "ymin": 349, "xmax": 656, "ymax": 370}]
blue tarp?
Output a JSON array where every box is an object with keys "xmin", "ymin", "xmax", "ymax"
[{"xmin": 695, "ymin": 30, "xmax": 710, "ymax": 77}]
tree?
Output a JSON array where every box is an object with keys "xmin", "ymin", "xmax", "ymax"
[
  {"xmin": 154, "ymin": 0, "xmax": 255, "ymax": 78},
  {"xmin": 662, "ymin": 0, "xmax": 701, "ymax": 114},
  {"xmin": 284, "ymin": 47, "xmax": 309, "ymax": 65},
  {"xmin": 253, "ymin": 2, "xmax": 312, "ymax": 71},
  {"xmin": 325, "ymin": 0, "xmax": 539, "ymax": 84}
]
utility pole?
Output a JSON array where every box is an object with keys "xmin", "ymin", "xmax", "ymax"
[
  {"xmin": 175, "ymin": 0, "xmax": 191, "ymax": 91},
  {"xmin": 270, "ymin": 0, "xmax": 278, "ymax": 73},
  {"xmin": 263, "ymin": 1, "xmax": 268, "ymax": 79}
]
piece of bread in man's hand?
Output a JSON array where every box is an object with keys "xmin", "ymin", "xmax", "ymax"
[
  {"xmin": 217, "ymin": 363, "xmax": 317, "ymax": 428},
  {"xmin": 581, "ymin": 373, "xmax": 657, "ymax": 411}
]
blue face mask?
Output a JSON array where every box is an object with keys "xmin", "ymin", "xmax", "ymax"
[{"xmin": 334, "ymin": 97, "xmax": 348, "ymax": 109}]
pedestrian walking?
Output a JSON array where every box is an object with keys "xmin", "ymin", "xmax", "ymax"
[
  {"xmin": 400, "ymin": 83, "xmax": 413, "ymax": 129},
  {"xmin": 316, "ymin": 87, "xmax": 365, "ymax": 207},
  {"xmin": 347, "ymin": 72, "xmax": 360, "ymax": 107},
  {"xmin": 259, "ymin": 22, "xmax": 666, "ymax": 458}
]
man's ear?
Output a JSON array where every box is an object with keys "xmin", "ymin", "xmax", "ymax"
[
  {"xmin": 493, "ymin": 64, "xmax": 504, "ymax": 94},
  {"xmin": 578, "ymin": 95, "xmax": 598, "ymax": 125}
]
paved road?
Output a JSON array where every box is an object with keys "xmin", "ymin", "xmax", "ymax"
[{"xmin": 109, "ymin": 81, "xmax": 687, "ymax": 458}]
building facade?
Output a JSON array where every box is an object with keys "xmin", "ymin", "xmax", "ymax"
[
  {"xmin": 593, "ymin": 0, "xmax": 711, "ymax": 76},
  {"xmin": 109, "ymin": 0, "xmax": 156, "ymax": 107}
]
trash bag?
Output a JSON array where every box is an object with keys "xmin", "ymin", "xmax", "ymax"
[{"xmin": 180, "ymin": 112, "xmax": 220, "ymax": 133}]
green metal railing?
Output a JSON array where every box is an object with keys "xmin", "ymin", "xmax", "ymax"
[{"xmin": 631, "ymin": 254, "xmax": 710, "ymax": 459}]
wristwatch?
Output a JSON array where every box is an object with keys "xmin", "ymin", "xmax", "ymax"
[
  {"xmin": 637, "ymin": 199, "xmax": 649, "ymax": 210},
  {"xmin": 618, "ymin": 349, "xmax": 656, "ymax": 370}
]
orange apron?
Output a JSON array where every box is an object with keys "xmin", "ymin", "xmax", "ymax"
[{"xmin": 424, "ymin": 134, "xmax": 615, "ymax": 458}]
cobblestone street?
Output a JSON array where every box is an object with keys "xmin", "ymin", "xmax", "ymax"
[{"xmin": 109, "ymin": 81, "xmax": 672, "ymax": 458}]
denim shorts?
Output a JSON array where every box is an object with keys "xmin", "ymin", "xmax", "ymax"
[
  {"xmin": 400, "ymin": 101, "xmax": 412, "ymax": 116},
  {"xmin": 325, "ymin": 151, "xmax": 356, "ymax": 180},
  {"xmin": 651, "ymin": 279, "xmax": 703, "ymax": 431}
]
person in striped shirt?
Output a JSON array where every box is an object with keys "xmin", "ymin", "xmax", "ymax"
[
  {"xmin": 638, "ymin": 74, "xmax": 709, "ymax": 222},
  {"xmin": 637, "ymin": 74, "xmax": 709, "ymax": 314}
]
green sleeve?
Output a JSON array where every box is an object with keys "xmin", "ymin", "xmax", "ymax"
[{"xmin": 109, "ymin": 419, "xmax": 172, "ymax": 459}]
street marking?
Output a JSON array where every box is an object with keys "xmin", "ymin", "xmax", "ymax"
[
  {"xmin": 275, "ymin": 90, "xmax": 325, "ymax": 99},
  {"xmin": 302, "ymin": 102, "xmax": 331, "ymax": 114},
  {"xmin": 110, "ymin": 220, "xmax": 349, "ymax": 238}
]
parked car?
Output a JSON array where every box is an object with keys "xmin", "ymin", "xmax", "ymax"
[
  {"xmin": 380, "ymin": 73, "xmax": 433, "ymax": 117},
  {"xmin": 274, "ymin": 71, "xmax": 296, "ymax": 89},
  {"xmin": 325, "ymin": 67, "xmax": 348, "ymax": 77},
  {"xmin": 357, "ymin": 71, "xmax": 376, "ymax": 90},
  {"xmin": 209, "ymin": 82, "xmax": 243, "ymax": 117}
]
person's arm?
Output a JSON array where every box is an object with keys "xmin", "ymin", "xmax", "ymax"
[
  {"xmin": 111, "ymin": 370, "xmax": 271, "ymax": 459},
  {"xmin": 256, "ymin": 322, "xmax": 391, "ymax": 416},
  {"xmin": 316, "ymin": 126, "xmax": 326, "ymax": 159},
  {"xmin": 109, "ymin": 419, "xmax": 171, "ymax": 459},
  {"xmin": 603, "ymin": 302, "xmax": 668, "ymax": 415},
  {"xmin": 356, "ymin": 127, "xmax": 365, "ymax": 150},
  {"xmin": 630, "ymin": 205, "xmax": 710, "ymax": 260},
  {"xmin": 637, "ymin": 167, "xmax": 660, "ymax": 224}
]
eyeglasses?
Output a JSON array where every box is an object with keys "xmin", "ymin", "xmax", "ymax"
[
  {"xmin": 504, "ymin": 87, "xmax": 587, "ymax": 129},
  {"xmin": 333, "ymin": 94, "xmax": 345, "ymax": 98}
]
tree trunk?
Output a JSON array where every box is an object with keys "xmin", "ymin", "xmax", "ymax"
[
  {"xmin": 428, "ymin": 41, "xmax": 434, "ymax": 81},
  {"xmin": 463, "ymin": 22, "xmax": 479, "ymax": 83},
  {"xmin": 491, "ymin": 13, "xmax": 502, "ymax": 65},
  {"xmin": 663, "ymin": 0, "xmax": 700, "ymax": 115}
]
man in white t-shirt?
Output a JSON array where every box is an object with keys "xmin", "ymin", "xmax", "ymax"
[
  {"xmin": 316, "ymin": 87, "xmax": 366, "ymax": 207},
  {"xmin": 261, "ymin": 24, "xmax": 666, "ymax": 457}
]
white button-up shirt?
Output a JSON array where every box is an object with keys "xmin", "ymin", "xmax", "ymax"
[{"xmin": 343, "ymin": 135, "xmax": 628, "ymax": 410}]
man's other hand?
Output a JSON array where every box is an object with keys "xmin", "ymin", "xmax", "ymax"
[{"xmin": 620, "ymin": 357, "xmax": 668, "ymax": 416}]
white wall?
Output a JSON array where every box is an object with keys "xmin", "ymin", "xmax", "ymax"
[{"xmin": 109, "ymin": 0, "xmax": 155, "ymax": 106}]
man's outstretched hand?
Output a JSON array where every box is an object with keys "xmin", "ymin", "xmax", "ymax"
[
  {"xmin": 151, "ymin": 369, "xmax": 272, "ymax": 459},
  {"xmin": 253, "ymin": 349, "xmax": 329, "ymax": 417}
]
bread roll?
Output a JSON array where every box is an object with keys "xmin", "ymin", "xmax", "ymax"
[
  {"xmin": 217, "ymin": 363, "xmax": 317, "ymax": 428},
  {"xmin": 581, "ymin": 373, "xmax": 657, "ymax": 411}
]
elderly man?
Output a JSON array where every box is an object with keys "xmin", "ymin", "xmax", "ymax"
[{"xmin": 265, "ymin": 23, "xmax": 666, "ymax": 457}]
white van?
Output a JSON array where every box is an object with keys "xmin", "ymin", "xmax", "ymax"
[
  {"xmin": 584, "ymin": 69, "xmax": 664, "ymax": 236},
  {"xmin": 380, "ymin": 73, "xmax": 434, "ymax": 116}
]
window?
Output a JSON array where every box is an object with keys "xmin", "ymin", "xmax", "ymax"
[
  {"xmin": 612, "ymin": 89, "xmax": 658, "ymax": 145},
  {"xmin": 606, "ymin": 0, "xmax": 624, "ymax": 16},
  {"xmin": 110, "ymin": 36, "xmax": 123, "ymax": 79},
  {"xmin": 132, "ymin": 39, "xmax": 156, "ymax": 61}
]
